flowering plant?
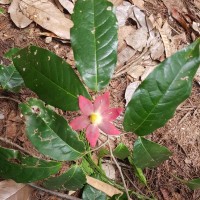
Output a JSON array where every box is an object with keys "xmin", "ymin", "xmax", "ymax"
[
  {"xmin": 70, "ymin": 92, "xmax": 123, "ymax": 147},
  {"xmin": 0, "ymin": 0, "xmax": 200, "ymax": 199}
]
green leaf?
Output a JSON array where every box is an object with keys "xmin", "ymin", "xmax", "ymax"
[
  {"xmin": 128, "ymin": 156, "xmax": 147, "ymax": 185},
  {"xmin": 109, "ymin": 193, "xmax": 128, "ymax": 200},
  {"xmin": 13, "ymin": 46, "xmax": 90, "ymax": 111},
  {"xmin": 80, "ymin": 158, "xmax": 94, "ymax": 175},
  {"xmin": 97, "ymin": 148, "xmax": 109, "ymax": 159},
  {"xmin": 133, "ymin": 137, "xmax": 172, "ymax": 169},
  {"xmin": 186, "ymin": 178, "xmax": 200, "ymax": 190},
  {"xmin": 0, "ymin": 146, "xmax": 61, "ymax": 183},
  {"xmin": 71, "ymin": 0, "xmax": 118, "ymax": 91},
  {"xmin": 113, "ymin": 143, "xmax": 130, "ymax": 160},
  {"xmin": 82, "ymin": 184, "xmax": 107, "ymax": 200},
  {"xmin": 4, "ymin": 48, "xmax": 21, "ymax": 59},
  {"xmin": 0, "ymin": 65, "xmax": 24, "ymax": 92},
  {"xmin": 0, "ymin": 7, "xmax": 5, "ymax": 14},
  {"xmin": 20, "ymin": 98, "xmax": 85, "ymax": 161},
  {"xmin": 44, "ymin": 166, "xmax": 86, "ymax": 190},
  {"xmin": 123, "ymin": 39, "xmax": 200, "ymax": 135}
]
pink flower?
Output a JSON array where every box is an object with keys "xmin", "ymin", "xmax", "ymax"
[{"xmin": 70, "ymin": 92, "xmax": 123, "ymax": 147}]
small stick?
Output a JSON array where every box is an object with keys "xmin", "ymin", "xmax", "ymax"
[
  {"xmin": 108, "ymin": 141, "xmax": 131, "ymax": 200},
  {"xmin": 0, "ymin": 96, "xmax": 21, "ymax": 104},
  {"xmin": 28, "ymin": 183, "xmax": 81, "ymax": 200},
  {"xmin": 0, "ymin": 136, "xmax": 36, "ymax": 157}
]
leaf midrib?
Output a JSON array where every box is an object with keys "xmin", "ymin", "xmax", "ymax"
[
  {"xmin": 133, "ymin": 58, "xmax": 190, "ymax": 132},
  {"xmin": 26, "ymin": 103, "xmax": 82, "ymax": 155},
  {"xmin": 23, "ymin": 61, "xmax": 77, "ymax": 99}
]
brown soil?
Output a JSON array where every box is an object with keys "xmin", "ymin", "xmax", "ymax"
[{"xmin": 0, "ymin": 1, "xmax": 200, "ymax": 200}]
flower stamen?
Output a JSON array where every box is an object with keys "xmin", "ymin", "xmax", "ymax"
[{"xmin": 90, "ymin": 113, "xmax": 102, "ymax": 125}]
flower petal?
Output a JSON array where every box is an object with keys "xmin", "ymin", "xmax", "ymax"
[
  {"xmin": 79, "ymin": 96, "xmax": 93, "ymax": 116},
  {"xmin": 94, "ymin": 92, "xmax": 110, "ymax": 113},
  {"xmin": 103, "ymin": 108, "xmax": 123, "ymax": 121},
  {"xmin": 86, "ymin": 124, "xmax": 99, "ymax": 147},
  {"xmin": 99, "ymin": 121, "xmax": 120, "ymax": 135},
  {"xmin": 70, "ymin": 115, "xmax": 90, "ymax": 130}
]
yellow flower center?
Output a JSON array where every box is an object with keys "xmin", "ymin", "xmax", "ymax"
[{"xmin": 90, "ymin": 113, "xmax": 102, "ymax": 125}]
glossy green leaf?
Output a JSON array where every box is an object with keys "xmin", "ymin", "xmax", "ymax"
[
  {"xmin": 0, "ymin": 65, "xmax": 24, "ymax": 92},
  {"xmin": 0, "ymin": 146, "xmax": 61, "ymax": 183},
  {"xmin": 133, "ymin": 137, "xmax": 172, "ymax": 169},
  {"xmin": 4, "ymin": 48, "xmax": 21, "ymax": 59},
  {"xmin": 82, "ymin": 184, "xmax": 107, "ymax": 200},
  {"xmin": 20, "ymin": 98, "xmax": 85, "ymax": 161},
  {"xmin": 44, "ymin": 166, "xmax": 86, "ymax": 190},
  {"xmin": 123, "ymin": 39, "xmax": 200, "ymax": 135},
  {"xmin": 113, "ymin": 143, "xmax": 130, "ymax": 160},
  {"xmin": 128, "ymin": 156, "xmax": 147, "ymax": 185},
  {"xmin": 13, "ymin": 46, "xmax": 90, "ymax": 111},
  {"xmin": 186, "ymin": 178, "xmax": 200, "ymax": 190},
  {"xmin": 71, "ymin": 0, "xmax": 118, "ymax": 91}
]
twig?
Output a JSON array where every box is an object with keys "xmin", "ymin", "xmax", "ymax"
[
  {"xmin": 108, "ymin": 141, "xmax": 131, "ymax": 200},
  {"xmin": 0, "ymin": 136, "xmax": 36, "ymax": 157},
  {"xmin": 102, "ymin": 159, "xmax": 132, "ymax": 169},
  {"xmin": 84, "ymin": 135, "xmax": 109, "ymax": 155},
  {"xmin": 28, "ymin": 183, "xmax": 81, "ymax": 200},
  {"xmin": 0, "ymin": 96, "xmax": 21, "ymax": 104}
]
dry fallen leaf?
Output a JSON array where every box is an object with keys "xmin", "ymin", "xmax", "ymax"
[
  {"xmin": 0, "ymin": 113, "xmax": 4, "ymax": 119},
  {"xmin": 118, "ymin": 25, "xmax": 135, "ymax": 52},
  {"xmin": 0, "ymin": 180, "xmax": 33, "ymax": 200},
  {"xmin": 125, "ymin": 27, "xmax": 148, "ymax": 51},
  {"xmin": 194, "ymin": 0, "xmax": 200, "ymax": 9},
  {"xmin": 86, "ymin": 176, "xmax": 122, "ymax": 197},
  {"xmin": 195, "ymin": 67, "xmax": 200, "ymax": 85},
  {"xmin": 117, "ymin": 46, "xmax": 136, "ymax": 67},
  {"xmin": 8, "ymin": 0, "xmax": 33, "ymax": 28},
  {"xmin": 109, "ymin": 0, "xmax": 123, "ymax": 6},
  {"xmin": 58, "ymin": 0, "xmax": 74, "ymax": 14},
  {"xmin": 102, "ymin": 163, "xmax": 116, "ymax": 180},
  {"xmin": 127, "ymin": 65, "xmax": 145, "ymax": 80},
  {"xmin": 116, "ymin": 1, "xmax": 132, "ymax": 26},
  {"xmin": 19, "ymin": 0, "xmax": 73, "ymax": 39},
  {"xmin": 0, "ymin": 0, "xmax": 11, "ymax": 4},
  {"xmin": 131, "ymin": 0, "xmax": 144, "ymax": 10},
  {"xmin": 125, "ymin": 81, "xmax": 141, "ymax": 106}
]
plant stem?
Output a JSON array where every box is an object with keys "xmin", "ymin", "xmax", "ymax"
[
  {"xmin": 108, "ymin": 141, "xmax": 131, "ymax": 200},
  {"xmin": 29, "ymin": 183, "xmax": 81, "ymax": 200}
]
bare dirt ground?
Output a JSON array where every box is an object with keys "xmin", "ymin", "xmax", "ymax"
[{"xmin": 0, "ymin": 0, "xmax": 200, "ymax": 199}]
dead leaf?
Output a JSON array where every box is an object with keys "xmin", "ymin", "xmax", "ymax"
[
  {"xmin": 132, "ymin": 6, "xmax": 146, "ymax": 28},
  {"xmin": 194, "ymin": 0, "xmax": 200, "ymax": 9},
  {"xmin": 117, "ymin": 46, "xmax": 136, "ymax": 67},
  {"xmin": 161, "ymin": 0, "xmax": 188, "ymax": 13},
  {"xmin": 0, "ymin": 0, "xmax": 11, "ymax": 4},
  {"xmin": 158, "ymin": 21, "xmax": 172, "ymax": 57},
  {"xmin": 8, "ymin": 0, "xmax": 33, "ymax": 28},
  {"xmin": 0, "ymin": 113, "xmax": 4, "ymax": 119},
  {"xmin": 57, "ymin": 0, "xmax": 74, "ymax": 14},
  {"xmin": 125, "ymin": 27, "xmax": 148, "ymax": 51},
  {"xmin": 116, "ymin": 1, "xmax": 132, "ymax": 27},
  {"xmin": 125, "ymin": 81, "xmax": 141, "ymax": 106},
  {"xmin": 195, "ymin": 67, "xmax": 200, "ymax": 85},
  {"xmin": 131, "ymin": 0, "xmax": 144, "ymax": 10},
  {"xmin": 86, "ymin": 176, "xmax": 122, "ymax": 197},
  {"xmin": 19, "ymin": 0, "xmax": 73, "ymax": 39},
  {"xmin": 109, "ymin": 0, "xmax": 123, "ymax": 6},
  {"xmin": 0, "ymin": 180, "xmax": 33, "ymax": 200},
  {"xmin": 118, "ymin": 25, "xmax": 135, "ymax": 52},
  {"xmin": 127, "ymin": 65, "xmax": 145, "ymax": 80},
  {"xmin": 171, "ymin": 8, "xmax": 189, "ymax": 32},
  {"xmin": 102, "ymin": 163, "xmax": 116, "ymax": 180}
]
